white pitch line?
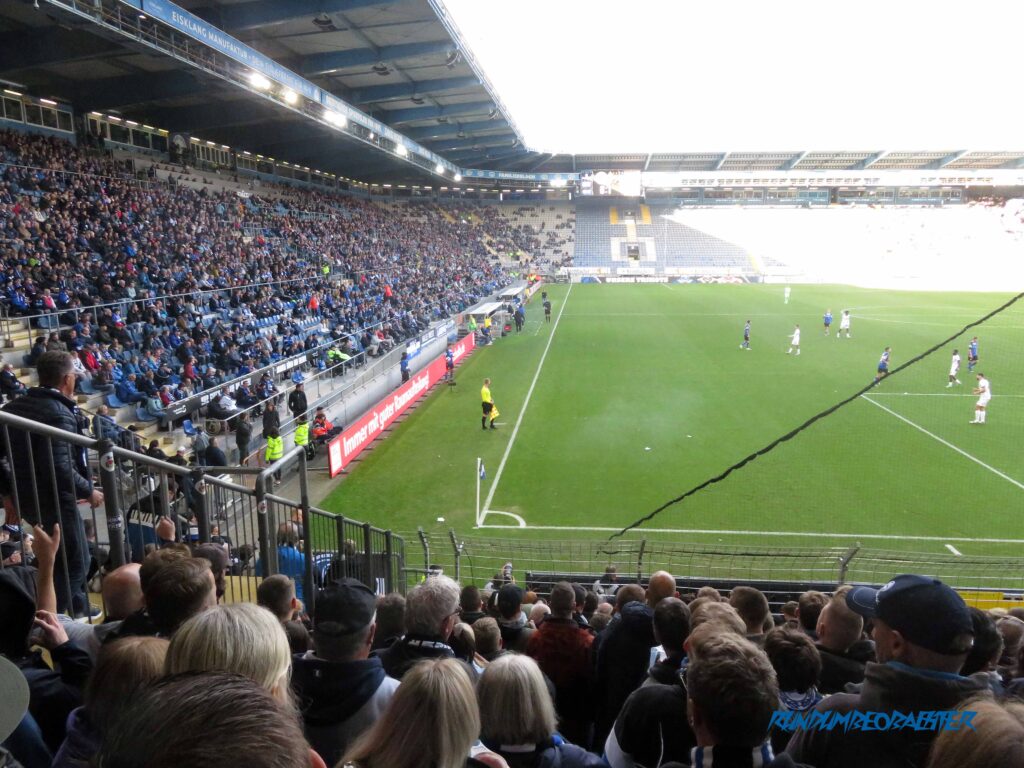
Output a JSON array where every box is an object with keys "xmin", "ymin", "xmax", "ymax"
[
  {"xmin": 869, "ymin": 392, "xmax": 1024, "ymax": 398},
  {"xmin": 475, "ymin": 524, "xmax": 1024, "ymax": 544},
  {"xmin": 862, "ymin": 395, "xmax": 1024, "ymax": 492},
  {"xmin": 480, "ymin": 283, "xmax": 573, "ymax": 519},
  {"xmin": 856, "ymin": 315, "xmax": 1024, "ymax": 330},
  {"xmin": 477, "ymin": 510, "xmax": 527, "ymax": 528},
  {"xmin": 946, "ymin": 544, "xmax": 963, "ymax": 556}
]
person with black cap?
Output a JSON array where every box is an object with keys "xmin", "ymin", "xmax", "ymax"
[
  {"xmin": 785, "ymin": 574, "xmax": 991, "ymax": 768},
  {"xmin": 292, "ymin": 578, "xmax": 399, "ymax": 767}
]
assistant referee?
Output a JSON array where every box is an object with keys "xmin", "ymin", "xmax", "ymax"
[{"xmin": 481, "ymin": 378, "xmax": 496, "ymax": 430}]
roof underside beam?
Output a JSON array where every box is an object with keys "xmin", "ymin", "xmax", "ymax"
[
  {"xmin": 712, "ymin": 152, "xmax": 728, "ymax": 171},
  {"xmin": 403, "ymin": 118, "xmax": 509, "ymax": 141},
  {"xmin": 351, "ymin": 76, "xmax": 479, "ymax": 104},
  {"xmin": 782, "ymin": 151, "xmax": 807, "ymax": 170},
  {"xmin": 198, "ymin": 0, "xmax": 399, "ymax": 32},
  {"xmin": 75, "ymin": 71, "xmax": 205, "ymax": 112},
  {"xmin": 931, "ymin": 150, "xmax": 968, "ymax": 169},
  {"xmin": 857, "ymin": 151, "xmax": 888, "ymax": 169},
  {"xmin": 0, "ymin": 27, "xmax": 122, "ymax": 72},
  {"xmin": 384, "ymin": 101, "xmax": 495, "ymax": 124},
  {"xmin": 424, "ymin": 132, "xmax": 516, "ymax": 150},
  {"xmin": 137, "ymin": 101, "xmax": 283, "ymax": 134},
  {"xmin": 301, "ymin": 41, "xmax": 451, "ymax": 76}
]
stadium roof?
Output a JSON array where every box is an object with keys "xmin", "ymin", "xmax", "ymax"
[{"xmin": 1, "ymin": 0, "xmax": 1022, "ymax": 183}]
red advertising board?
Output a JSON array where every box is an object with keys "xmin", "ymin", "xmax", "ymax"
[{"xmin": 328, "ymin": 333, "xmax": 476, "ymax": 477}]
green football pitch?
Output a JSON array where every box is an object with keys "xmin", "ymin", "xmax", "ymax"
[{"xmin": 321, "ymin": 283, "xmax": 1024, "ymax": 560}]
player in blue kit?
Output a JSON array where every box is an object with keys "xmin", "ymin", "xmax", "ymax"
[
  {"xmin": 968, "ymin": 336, "xmax": 979, "ymax": 372},
  {"xmin": 444, "ymin": 345, "xmax": 456, "ymax": 385},
  {"xmin": 823, "ymin": 309, "xmax": 833, "ymax": 336},
  {"xmin": 873, "ymin": 347, "xmax": 891, "ymax": 383},
  {"xmin": 740, "ymin": 320, "xmax": 751, "ymax": 349}
]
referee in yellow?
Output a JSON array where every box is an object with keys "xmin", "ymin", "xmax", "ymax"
[{"xmin": 481, "ymin": 377, "xmax": 497, "ymax": 430}]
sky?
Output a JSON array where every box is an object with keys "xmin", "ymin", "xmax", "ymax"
[{"xmin": 441, "ymin": 0, "xmax": 1024, "ymax": 154}]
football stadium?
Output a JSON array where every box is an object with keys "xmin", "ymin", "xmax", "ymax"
[{"xmin": 1, "ymin": 1, "xmax": 1024, "ymax": 765}]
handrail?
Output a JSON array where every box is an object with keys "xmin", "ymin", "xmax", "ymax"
[{"xmin": 2, "ymin": 273, "xmax": 323, "ymax": 333}]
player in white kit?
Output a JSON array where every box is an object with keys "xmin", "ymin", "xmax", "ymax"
[
  {"xmin": 837, "ymin": 310, "xmax": 851, "ymax": 339},
  {"xmin": 969, "ymin": 373, "xmax": 991, "ymax": 424},
  {"xmin": 787, "ymin": 324, "xmax": 801, "ymax": 355},
  {"xmin": 946, "ymin": 350, "xmax": 961, "ymax": 387}
]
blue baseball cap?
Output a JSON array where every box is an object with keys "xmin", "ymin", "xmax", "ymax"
[{"xmin": 846, "ymin": 574, "xmax": 973, "ymax": 655}]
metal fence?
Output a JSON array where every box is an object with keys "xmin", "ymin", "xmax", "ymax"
[
  {"xmin": 418, "ymin": 530, "xmax": 1024, "ymax": 612},
  {"xmin": 0, "ymin": 406, "xmax": 405, "ymax": 617}
]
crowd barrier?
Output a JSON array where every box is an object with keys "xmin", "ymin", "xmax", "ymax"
[
  {"xmin": 0, "ymin": 406, "xmax": 406, "ymax": 615},
  {"xmin": 417, "ymin": 529, "xmax": 1024, "ymax": 610}
]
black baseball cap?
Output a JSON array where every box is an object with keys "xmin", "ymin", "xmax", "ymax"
[
  {"xmin": 497, "ymin": 583, "xmax": 524, "ymax": 616},
  {"xmin": 313, "ymin": 578, "xmax": 376, "ymax": 636},
  {"xmin": 846, "ymin": 574, "xmax": 973, "ymax": 655}
]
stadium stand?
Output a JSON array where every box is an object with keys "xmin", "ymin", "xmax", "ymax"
[{"xmin": 0, "ymin": 128, "xmax": 515, "ymax": 456}]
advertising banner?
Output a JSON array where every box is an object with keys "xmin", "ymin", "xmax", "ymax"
[{"xmin": 328, "ymin": 334, "xmax": 475, "ymax": 476}]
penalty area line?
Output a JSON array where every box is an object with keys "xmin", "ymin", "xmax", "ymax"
[
  {"xmin": 474, "ymin": 524, "xmax": 1024, "ymax": 544},
  {"xmin": 861, "ymin": 395, "xmax": 1024, "ymax": 493},
  {"xmin": 479, "ymin": 283, "xmax": 573, "ymax": 521}
]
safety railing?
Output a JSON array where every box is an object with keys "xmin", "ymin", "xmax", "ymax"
[{"xmin": 0, "ymin": 406, "xmax": 405, "ymax": 617}]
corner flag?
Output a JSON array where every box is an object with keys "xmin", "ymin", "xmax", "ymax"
[{"xmin": 479, "ymin": 461, "xmax": 486, "ymax": 479}]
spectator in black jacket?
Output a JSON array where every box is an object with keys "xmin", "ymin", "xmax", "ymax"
[
  {"xmin": 287, "ymin": 383, "xmax": 307, "ymax": 421},
  {"xmin": 593, "ymin": 584, "xmax": 655, "ymax": 747},
  {"xmin": 204, "ymin": 437, "xmax": 227, "ymax": 468},
  {"xmin": 814, "ymin": 586, "xmax": 868, "ymax": 694},
  {"xmin": 0, "ymin": 352, "xmax": 103, "ymax": 616},
  {"xmin": 234, "ymin": 411, "xmax": 253, "ymax": 466},
  {"xmin": 0, "ymin": 364, "xmax": 25, "ymax": 402},
  {"xmin": 262, "ymin": 401, "xmax": 281, "ymax": 441},
  {"xmin": 0, "ymin": 523, "xmax": 92, "ymax": 756}
]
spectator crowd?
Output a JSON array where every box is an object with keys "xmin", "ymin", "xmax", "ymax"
[
  {"xmin": 3, "ymin": 527, "xmax": 1023, "ymax": 768},
  {"xmin": 1, "ymin": 128, "xmax": 516, "ymax": 431}
]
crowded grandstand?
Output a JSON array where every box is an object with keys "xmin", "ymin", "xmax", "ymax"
[{"xmin": 2, "ymin": 1, "xmax": 1024, "ymax": 767}]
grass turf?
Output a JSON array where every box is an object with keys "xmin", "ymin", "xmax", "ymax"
[{"xmin": 320, "ymin": 283, "xmax": 1024, "ymax": 562}]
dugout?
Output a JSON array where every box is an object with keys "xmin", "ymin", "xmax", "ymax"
[
  {"xmin": 497, "ymin": 281, "xmax": 530, "ymax": 304},
  {"xmin": 464, "ymin": 301, "xmax": 510, "ymax": 337}
]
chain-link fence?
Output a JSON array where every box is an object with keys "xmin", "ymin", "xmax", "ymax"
[{"xmin": 415, "ymin": 529, "xmax": 1024, "ymax": 612}]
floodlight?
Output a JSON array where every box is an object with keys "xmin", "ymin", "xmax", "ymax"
[
  {"xmin": 435, "ymin": 163, "xmax": 445, "ymax": 173},
  {"xmin": 396, "ymin": 145, "xmax": 408, "ymax": 156},
  {"xmin": 282, "ymin": 89, "xmax": 298, "ymax": 105},
  {"xmin": 453, "ymin": 173, "xmax": 462, "ymax": 182},
  {"xmin": 248, "ymin": 72, "xmax": 272, "ymax": 90},
  {"xmin": 324, "ymin": 110, "xmax": 347, "ymax": 128}
]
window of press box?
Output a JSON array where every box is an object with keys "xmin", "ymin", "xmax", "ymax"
[
  {"xmin": 2, "ymin": 98, "xmax": 23, "ymax": 122},
  {"xmin": 24, "ymin": 103, "xmax": 43, "ymax": 126}
]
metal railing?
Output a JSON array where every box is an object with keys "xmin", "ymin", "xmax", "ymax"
[
  {"xmin": 419, "ymin": 530, "xmax": 1024, "ymax": 611},
  {"xmin": 0, "ymin": 406, "xmax": 405, "ymax": 617}
]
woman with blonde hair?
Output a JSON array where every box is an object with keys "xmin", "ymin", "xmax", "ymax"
[
  {"xmin": 341, "ymin": 658, "xmax": 508, "ymax": 768},
  {"xmin": 926, "ymin": 696, "xmax": 1024, "ymax": 768},
  {"xmin": 166, "ymin": 603, "xmax": 328, "ymax": 767},
  {"xmin": 166, "ymin": 603, "xmax": 292, "ymax": 701},
  {"xmin": 477, "ymin": 654, "xmax": 604, "ymax": 768}
]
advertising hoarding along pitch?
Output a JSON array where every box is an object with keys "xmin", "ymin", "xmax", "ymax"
[{"xmin": 328, "ymin": 334, "xmax": 476, "ymax": 477}]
